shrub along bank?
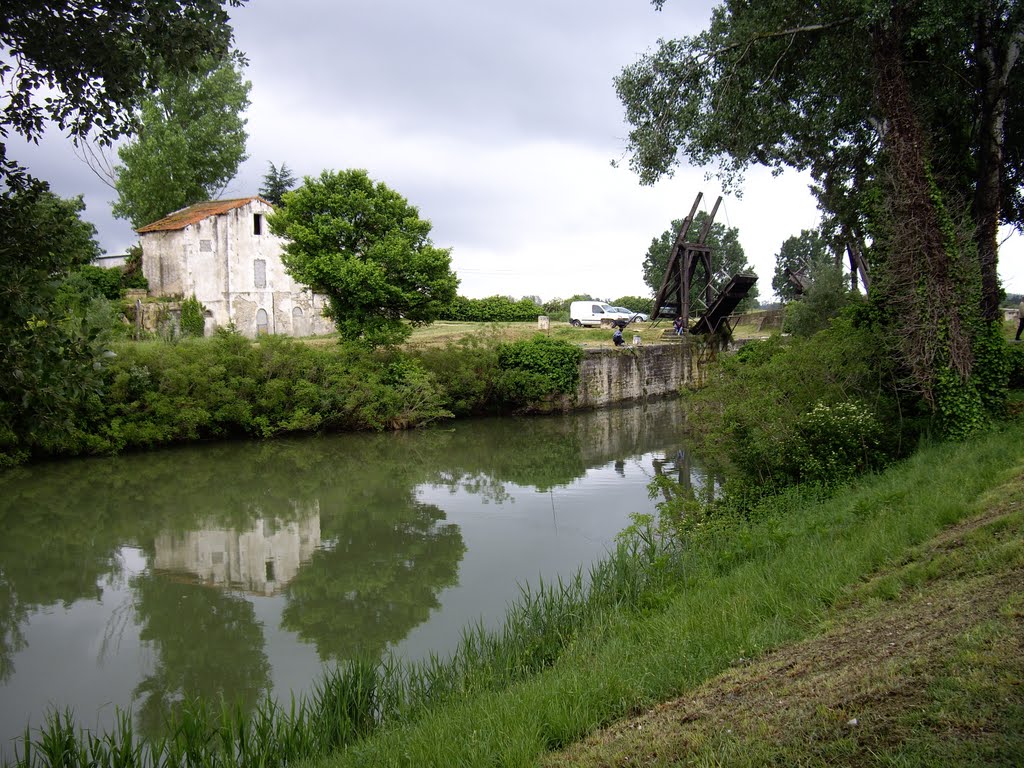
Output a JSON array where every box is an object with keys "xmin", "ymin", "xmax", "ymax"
[{"xmin": 0, "ymin": 329, "xmax": 585, "ymax": 467}]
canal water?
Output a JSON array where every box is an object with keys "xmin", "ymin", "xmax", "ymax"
[{"xmin": 0, "ymin": 398, "xmax": 705, "ymax": 758}]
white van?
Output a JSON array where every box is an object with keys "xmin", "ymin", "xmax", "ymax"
[{"xmin": 569, "ymin": 301, "xmax": 627, "ymax": 327}]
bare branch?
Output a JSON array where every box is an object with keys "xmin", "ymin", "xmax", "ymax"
[
  {"xmin": 72, "ymin": 139, "xmax": 119, "ymax": 189},
  {"xmin": 709, "ymin": 17, "xmax": 856, "ymax": 59}
]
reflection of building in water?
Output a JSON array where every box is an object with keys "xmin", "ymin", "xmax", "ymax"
[{"xmin": 153, "ymin": 501, "xmax": 321, "ymax": 596}]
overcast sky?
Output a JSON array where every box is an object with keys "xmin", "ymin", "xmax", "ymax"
[{"xmin": 10, "ymin": 0, "xmax": 1023, "ymax": 302}]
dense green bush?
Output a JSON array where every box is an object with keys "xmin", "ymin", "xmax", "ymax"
[
  {"xmin": 782, "ymin": 263, "xmax": 856, "ymax": 337},
  {"xmin": 4, "ymin": 328, "xmax": 586, "ymax": 464},
  {"xmin": 1008, "ymin": 339, "xmax": 1024, "ymax": 388},
  {"xmin": 690, "ymin": 310, "xmax": 898, "ymax": 499},
  {"xmin": 493, "ymin": 335, "xmax": 583, "ymax": 410},
  {"xmin": 179, "ymin": 295, "xmax": 206, "ymax": 338},
  {"xmin": 441, "ymin": 295, "xmax": 541, "ymax": 322},
  {"xmin": 414, "ymin": 331, "xmax": 502, "ymax": 416},
  {"xmin": 610, "ymin": 295, "xmax": 654, "ymax": 314}
]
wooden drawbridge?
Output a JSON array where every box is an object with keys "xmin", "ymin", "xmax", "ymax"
[{"xmin": 650, "ymin": 193, "xmax": 756, "ymax": 337}]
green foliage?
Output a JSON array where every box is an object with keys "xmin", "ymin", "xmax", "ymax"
[
  {"xmin": 1, "ymin": 1, "xmax": 244, "ymax": 188},
  {"xmin": 112, "ymin": 56, "xmax": 251, "ymax": 228},
  {"xmin": 690, "ymin": 311, "xmax": 897, "ymax": 498},
  {"xmin": 441, "ymin": 295, "xmax": 541, "ymax": 322},
  {"xmin": 783, "ymin": 262, "xmax": 856, "ymax": 337},
  {"xmin": 934, "ymin": 366, "xmax": 987, "ymax": 441},
  {"xmin": 121, "ymin": 244, "xmax": 149, "ymax": 290},
  {"xmin": 1008, "ymin": 342, "xmax": 1024, "ymax": 389},
  {"xmin": 785, "ymin": 401, "xmax": 883, "ymax": 486},
  {"xmin": 74, "ymin": 264, "xmax": 123, "ymax": 300},
  {"xmin": 179, "ymin": 295, "xmax": 205, "ymax": 338},
  {"xmin": 0, "ymin": 187, "xmax": 111, "ymax": 467},
  {"xmin": 610, "ymin": 295, "xmax": 653, "ymax": 313},
  {"xmin": 268, "ymin": 169, "xmax": 459, "ymax": 348},
  {"xmin": 970, "ymin": 319, "xmax": 1011, "ymax": 417},
  {"xmin": 258, "ymin": 161, "xmax": 296, "ymax": 206},
  {"xmin": 494, "ymin": 336, "xmax": 583, "ymax": 410},
  {"xmin": 414, "ymin": 332, "xmax": 502, "ymax": 416}
]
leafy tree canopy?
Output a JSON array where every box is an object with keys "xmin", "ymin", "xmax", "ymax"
[
  {"xmin": 259, "ymin": 161, "xmax": 297, "ymax": 206},
  {"xmin": 611, "ymin": 295, "xmax": 654, "ymax": 312},
  {"xmin": 268, "ymin": 169, "xmax": 459, "ymax": 348},
  {"xmin": 616, "ymin": 0, "xmax": 1023, "ymax": 317},
  {"xmin": 772, "ymin": 228, "xmax": 834, "ymax": 302},
  {"xmin": 618, "ymin": 0, "xmax": 1023, "ymax": 426},
  {"xmin": 0, "ymin": 188, "xmax": 107, "ymax": 464},
  {"xmin": 641, "ymin": 211, "xmax": 753, "ymax": 298},
  {"xmin": 1, "ymin": 0, "xmax": 247, "ymax": 188},
  {"xmin": 113, "ymin": 56, "xmax": 251, "ymax": 228}
]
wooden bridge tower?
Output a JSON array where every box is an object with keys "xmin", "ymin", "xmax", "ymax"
[{"xmin": 651, "ymin": 193, "xmax": 720, "ymax": 329}]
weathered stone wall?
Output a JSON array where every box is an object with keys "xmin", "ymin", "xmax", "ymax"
[
  {"xmin": 139, "ymin": 199, "xmax": 333, "ymax": 338},
  {"xmin": 575, "ymin": 342, "xmax": 703, "ymax": 409}
]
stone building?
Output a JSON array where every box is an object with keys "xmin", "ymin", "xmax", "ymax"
[{"xmin": 137, "ymin": 196, "xmax": 333, "ymax": 338}]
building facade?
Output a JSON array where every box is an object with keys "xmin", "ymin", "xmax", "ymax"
[{"xmin": 138, "ymin": 196, "xmax": 333, "ymax": 338}]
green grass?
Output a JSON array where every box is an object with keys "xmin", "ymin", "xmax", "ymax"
[{"xmin": 548, "ymin": 464, "xmax": 1024, "ymax": 766}]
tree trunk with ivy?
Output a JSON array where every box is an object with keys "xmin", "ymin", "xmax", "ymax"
[{"xmin": 870, "ymin": 21, "xmax": 987, "ymax": 437}]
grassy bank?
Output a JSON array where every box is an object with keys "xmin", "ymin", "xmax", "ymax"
[{"xmin": 547, "ymin": 471, "xmax": 1024, "ymax": 766}]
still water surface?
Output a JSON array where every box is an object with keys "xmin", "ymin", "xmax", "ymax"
[{"xmin": 0, "ymin": 398, "xmax": 705, "ymax": 757}]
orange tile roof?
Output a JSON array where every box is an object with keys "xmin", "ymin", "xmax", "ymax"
[{"xmin": 136, "ymin": 196, "xmax": 272, "ymax": 233}]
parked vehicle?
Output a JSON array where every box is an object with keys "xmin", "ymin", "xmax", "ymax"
[
  {"xmin": 569, "ymin": 301, "xmax": 623, "ymax": 327},
  {"xmin": 611, "ymin": 306, "xmax": 649, "ymax": 322}
]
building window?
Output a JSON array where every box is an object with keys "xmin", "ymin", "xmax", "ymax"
[
  {"xmin": 292, "ymin": 306, "xmax": 305, "ymax": 336},
  {"xmin": 256, "ymin": 308, "xmax": 269, "ymax": 335},
  {"xmin": 200, "ymin": 239, "xmax": 213, "ymax": 252},
  {"xmin": 253, "ymin": 213, "xmax": 263, "ymax": 235},
  {"xmin": 254, "ymin": 259, "xmax": 266, "ymax": 289}
]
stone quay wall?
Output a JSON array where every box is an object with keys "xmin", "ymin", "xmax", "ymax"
[{"xmin": 574, "ymin": 342, "xmax": 705, "ymax": 409}]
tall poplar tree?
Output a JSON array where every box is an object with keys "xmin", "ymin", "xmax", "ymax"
[{"xmin": 113, "ymin": 56, "xmax": 251, "ymax": 228}]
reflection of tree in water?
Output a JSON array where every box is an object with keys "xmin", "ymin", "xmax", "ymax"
[
  {"xmin": 282, "ymin": 487, "xmax": 464, "ymax": 662},
  {"xmin": 130, "ymin": 573, "xmax": 270, "ymax": 739},
  {"xmin": 0, "ymin": 474, "xmax": 126, "ymax": 682},
  {"xmin": 0, "ymin": 397, "xmax": 694, "ymax": 686},
  {"xmin": 0, "ymin": 579, "xmax": 26, "ymax": 684}
]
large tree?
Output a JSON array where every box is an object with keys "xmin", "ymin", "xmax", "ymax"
[
  {"xmin": 1, "ymin": 1, "xmax": 246, "ymax": 189},
  {"xmin": 112, "ymin": 56, "xmax": 251, "ymax": 228},
  {"xmin": 642, "ymin": 211, "xmax": 753, "ymax": 300},
  {"xmin": 0, "ymin": 189, "xmax": 105, "ymax": 464},
  {"xmin": 268, "ymin": 169, "xmax": 459, "ymax": 348},
  {"xmin": 617, "ymin": 0, "xmax": 1023, "ymax": 426}
]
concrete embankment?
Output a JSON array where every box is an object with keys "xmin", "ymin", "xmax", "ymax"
[{"xmin": 574, "ymin": 341, "xmax": 705, "ymax": 409}]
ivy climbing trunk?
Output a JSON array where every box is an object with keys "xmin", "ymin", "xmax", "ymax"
[{"xmin": 869, "ymin": 19, "xmax": 977, "ymax": 414}]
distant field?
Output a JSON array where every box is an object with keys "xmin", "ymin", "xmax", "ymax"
[
  {"xmin": 402, "ymin": 310, "xmax": 778, "ymax": 348},
  {"xmin": 295, "ymin": 311, "xmax": 779, "ymax": 350}
]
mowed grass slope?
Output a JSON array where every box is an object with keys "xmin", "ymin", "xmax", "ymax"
[{"xmin": 546, "ymin": 471, "xmax": 1024, "ymax": 766}]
